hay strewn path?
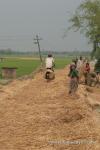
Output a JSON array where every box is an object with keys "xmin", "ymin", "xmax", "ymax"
[{"xmin": 0, "ymin": 68, "xmax": 100, "ymax": 150}]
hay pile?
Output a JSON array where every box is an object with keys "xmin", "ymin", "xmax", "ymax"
[{"xmin": 0, "ymin": 68, "xmax": 100, "ymax": 150}]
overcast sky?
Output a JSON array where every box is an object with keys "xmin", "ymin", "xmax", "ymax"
[{"xmin": 0, "ymin": 0, "xmax": 92, "ymax": 52}]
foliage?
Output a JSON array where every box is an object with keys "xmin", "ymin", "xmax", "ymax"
[
  {"xmin": 95, "ymin": 58, "xmax": 100, "ymax": 73},
  {"xmin": 95, "ymin": 48, "xmax": 100, "ymax": 59},
  {"xmin": 68, "ymin": 0, "xmax": 100, "ymax": 57},
  {"xmin": 69, "ymin": 0, "xmax": 100, "ymax": 42}
]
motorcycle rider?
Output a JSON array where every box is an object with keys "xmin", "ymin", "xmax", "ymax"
[
  {"xmin": 45, "ymin": 54, "xmax": 55, "ymax": 71},
  {"xmin": 45, "ymin": 54, "xmax": 55, "ymax": 80}
]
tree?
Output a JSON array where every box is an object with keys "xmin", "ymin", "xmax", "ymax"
[
  {"xmin": 68, "ymin": 0, "xmax": 100, "ymax": 58},
  {"xmin": 95, "ymin": 58, "xmax": 100, "ymax": 73}
]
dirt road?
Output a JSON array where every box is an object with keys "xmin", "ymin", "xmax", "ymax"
[{"xmin": 0, "ymin": 68, "xmax": 100, "ymax": 150}]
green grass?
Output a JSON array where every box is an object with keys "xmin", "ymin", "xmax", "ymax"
[
  {"xmin": 0, "ymin": 58, "xmax": 40, "ymax": 78},
  {"xmin": 55, "ymin": 58, "xmax": 71, "ymax": 69},
  {"xmin": 0, "ymin": 57, "xmax": 71, "ymax": 78}
]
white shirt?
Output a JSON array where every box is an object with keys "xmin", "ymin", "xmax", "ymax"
[
  {"xmin": 77, "ymin": 59, "xmax": 83, "ymax": 70},
  {"xmin": 45, "ymin": 57, "xmax": 54, "ymax": 68}
]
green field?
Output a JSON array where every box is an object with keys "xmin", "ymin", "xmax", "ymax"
[
  {"xmin": 55, "ymin": 58, "xmax": 71, "ymax": 69},
  {"xmin": 0, "ymin": 57, "xmax": 71, "ymax": 78},
  {"xmin": 0, "ymin": 58, "xmax": 40, "ymax": 78}
]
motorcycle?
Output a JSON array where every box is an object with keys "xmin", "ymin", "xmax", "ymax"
[{"xmin": 45, "ymin": 68, "xmax": 55, "ymax": 81}]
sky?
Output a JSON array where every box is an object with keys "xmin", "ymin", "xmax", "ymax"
[{"xmin": 0, "ymin": 0, "xmax": 92, "ymax": 52}]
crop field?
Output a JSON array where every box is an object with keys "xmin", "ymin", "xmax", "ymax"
[
  {"xmin": 55, "ymin": 57, "xmax": 71, "ymax": 69},
  {"xmin": 0, "ymin": 58, "xmax": 40, "ymax": 78},
  {"xmin": 0, "ymin": 57, "xmax": 71, "ymax": 78}
]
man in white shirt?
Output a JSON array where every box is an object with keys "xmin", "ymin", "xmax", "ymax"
[
  {"xmin": 76, "ymin": 56, "xmax": 84, "ymax": 81},
  {"xmin": 45, "ymin": 54, "xmax": 55, "ymax": 71},
  {"xmin": 77, "ymin": 56, "xmax": 83, "ymax": 71}
]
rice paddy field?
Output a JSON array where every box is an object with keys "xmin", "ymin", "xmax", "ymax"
[{"xmin": 0, "ymin": 57, "xmax": 71, "ymax": 78}]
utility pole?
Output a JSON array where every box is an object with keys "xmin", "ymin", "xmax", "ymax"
[{"xmin": 34, "ymin": 35, "xmax": 43, "ymax": 64}]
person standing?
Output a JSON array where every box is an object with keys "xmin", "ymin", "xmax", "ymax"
[
  {"xmin": 77, "ymin": 56, "xmax": 84, "ymax": 82},
  {"xmin": 83, "ymin": 62, "xmax": 90, "ymax": 84},
  {"xmin": 68, "ymin": 64, "xmax": 79, "ymax": 95},
  {"xmin": 77, "ymin": 56, "xmax": 83, "ymax": 71}
]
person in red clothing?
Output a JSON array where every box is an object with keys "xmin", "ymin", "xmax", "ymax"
[
  {"xmin": 85, "ymin": 63, "xmax": 90, "ymax": 72},
  {"xmin": 84, "ymin": 62, "xmax": 90, "ymax": 84}
]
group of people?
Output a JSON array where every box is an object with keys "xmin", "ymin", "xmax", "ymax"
[
  {"xmin": 45, "ymin": 54, "xmax": 99, "ymax": 95},
  {"xmin": 68, "ymin": 56, "xmax": 99, "ymax": 95}
]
